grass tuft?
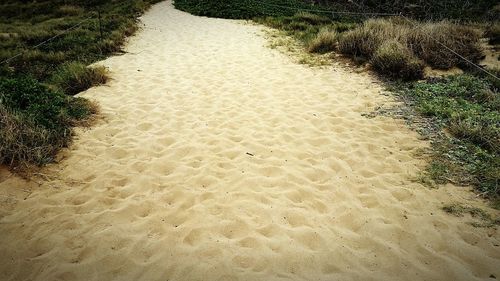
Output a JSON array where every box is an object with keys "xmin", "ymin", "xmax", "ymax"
[
  {"xmin": 307, "ymin": 28, "xmax": 338, "ymax": 54},
  {"xmin": 338, "ymin": 18, "xmax": 483, "ymax": 78},
  {"xmin": 50, "ymin": 62, "xmax": 108, "ymax": 96},
  {"xmin": 370, "ymin": 39, "xmax": 424, "ymax": 80},
  {"xmin": 408, "ymin": 22, "xmax": 483, "ymax": 69},
  {"xmin": 57, "ymin": 5, "xmax": 84, "ymax": 16}
]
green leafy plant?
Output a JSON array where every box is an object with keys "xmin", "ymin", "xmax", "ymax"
[{"xmin": 400, "ymin": 75, "xmax": 499, "ymax": 200}]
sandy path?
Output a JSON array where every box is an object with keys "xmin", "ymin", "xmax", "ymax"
[{"xmin": 1, "ymin": 1, "xmax": 499, "ymax": 280}]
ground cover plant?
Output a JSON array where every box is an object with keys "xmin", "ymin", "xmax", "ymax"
[
  {"xmin": 0, "ymin": 0, "xmax": 161, "ymax": 170},
  {"xmin": 395, "ymin": 75, "xmax": 499, "ymax": 205}
]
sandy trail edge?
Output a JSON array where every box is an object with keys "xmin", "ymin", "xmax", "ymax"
[{"xmin": 1, "ymin": 1, "xmax": 499, "ymax": 280}]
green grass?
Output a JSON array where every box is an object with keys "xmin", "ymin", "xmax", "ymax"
[
  {"xmin": 0, "ymin": 77, "xmax": 98, "ymax": 167},
  {"xmin": 397, "ymin": 75, "xmax": 499, "ymax": 203},
  {"xmin": 0, "ymin": 0, "xmax": 160, "ymax": 169},
  {"xmin": 50, "ymin": 62, "xmax": 108, "ymax": 96},
  {"xmin": 0, "ymin": 0, "xmax": 161, "ymax": 81}
]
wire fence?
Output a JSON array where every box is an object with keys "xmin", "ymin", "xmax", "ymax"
[
  {"xmin": 1, "ymin": 2, "xmax": 498, "ymax": 81},
  {"xmin": 0, "ymin": 15, "xmax": 96, "ymax": 65},
  {"xmin": 398, "ymin": 15, "xmax": 499, "ymax": 81},
  {"xmin": 249, "ymin": 0, "xmax": 499, "ymax": 81}
]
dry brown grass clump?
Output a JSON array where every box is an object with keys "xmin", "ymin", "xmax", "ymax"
[
  {"xmin": 408, "ymin": 22, "xmax": 483, "ymax": 69},
  {"xmin": 371, "ymin": 40, "xmax": 424, "ymax": 80},
  {"xmin": 338, "ymin": 18, "xmax": 483, "ymax": 79},
  {"xmin": 307, "ymin": 28, "xmax": 338, "ymax": 53},
  {"xmin": 57, "ymin": 5, "xmax": 84, "ymax": 16},
  {"xmin": 338, "ymin": 18, "xmax": 409, "ymax": 58}
]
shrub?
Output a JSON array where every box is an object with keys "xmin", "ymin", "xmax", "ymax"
[
  {"xmin": 338, "ymin": 18, "xmax": 407, "ymax": 59},
  {"xmin": 370, "ymin": 40, "xmax": 424, "ymax": 80},
  {"xmin": 50, "ymin": 62, "xmax": 108, "ymax": 95},
  {"xmin": 408, "ymin": 22, "xmax": 483, "ymax": 69},
  {"xmin": 0, "ymin": 76, "xmax": 69, "ymax": 130},
  {"xmin": 307, "ymin": 28, "xmax": 338, "ymax": 53},
  {"xmin": 338, "ymin": 18, "xmax": 483, "ymax": 71},
  {"xmin": 316, "ymin": 0, "xmax": 497, "ymax": 21}
]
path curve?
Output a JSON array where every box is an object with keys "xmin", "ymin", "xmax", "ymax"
[{"xmin": 1, "ymin": 1, "xmax": 499, "ymax": 280}]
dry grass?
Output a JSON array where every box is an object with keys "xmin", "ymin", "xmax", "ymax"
[
  {"xmin": 485, "ymin": 22, "xmax": 500, "ymax": 45},
  {"xmin": 408, "ymin": 21, "xmax": 483, "ymax": 69},
  {"xmin": 371, "ymin": 39, "xmax": 424, "ymax": 80},
  {"xmin": 337, "ymin": 18, "xmax": 483, "ymax": 79},
  {"xmin": 338, "ymin": 18, "xmax": 409, "ymax": 58},
  {"xmin": 57, "ymin": 5, "xmax": 84, "ymax": 16},
  {"xmin": 307, "ymin": 28, "xmax": 338, "ymax": 53}
]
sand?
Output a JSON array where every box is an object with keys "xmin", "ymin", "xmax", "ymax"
[{"xmin": 1, "ymin": 1, "xmax": 499, "ymax": 280}]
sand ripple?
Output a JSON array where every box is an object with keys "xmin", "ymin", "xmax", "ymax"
[{"xmin": 0, "ymin": 1, "xmax": 499, "ymax": 280}]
